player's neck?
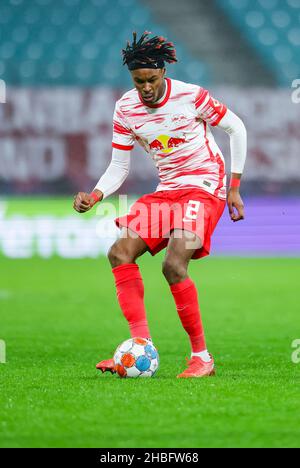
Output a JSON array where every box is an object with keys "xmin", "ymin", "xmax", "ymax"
[{"xmin": 155, "ymin": 79, "xmax": 167, "ymax": 104}]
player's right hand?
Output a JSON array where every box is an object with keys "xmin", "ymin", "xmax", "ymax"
[{"xmin": 73, "ymin": 192, "xmax": 95, "ymax": 213}]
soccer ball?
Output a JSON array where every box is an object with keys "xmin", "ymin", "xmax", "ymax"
[{"xmin": 113, "ymin": 337, "xmax": 159, "ymax": 378}]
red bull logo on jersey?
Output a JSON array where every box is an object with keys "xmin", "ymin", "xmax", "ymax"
[{"xmin": 149, "ymin": 134, "xmax": 186, "ymax": 154}]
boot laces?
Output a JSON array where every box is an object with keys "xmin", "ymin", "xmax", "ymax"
[{"xmin": 185, "ymin": 356, "xmax": 204, "ymax": 371}]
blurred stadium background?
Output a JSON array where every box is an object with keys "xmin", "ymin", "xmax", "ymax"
[
  {"xmin": 1, "ymin": 0, "xmax": 300, "ymax": 450},
  {"xmin": 0, "ymin": 0, "xmax": 299, "ymax": 259}
]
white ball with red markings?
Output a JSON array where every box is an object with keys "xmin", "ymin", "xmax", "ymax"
[{"xmin": 113, "ymin": 337, "xmax": 159, "ymax": 378}]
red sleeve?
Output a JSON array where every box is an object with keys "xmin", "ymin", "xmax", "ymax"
[{"xmin": 195, "ymin": 87, "xmax": 227, "ymax": 126}]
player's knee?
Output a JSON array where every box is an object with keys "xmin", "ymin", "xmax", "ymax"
[
  {"xmin": 162, "ymin": 258, "xmax": 187, "ymax": 284},
  {"xmin": 108, "ymin": 242, "xmax": 134, "ymax": 267}
]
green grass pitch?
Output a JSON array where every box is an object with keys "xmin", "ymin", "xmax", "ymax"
[{"xmin": 0, "ymin": 255, "xmax": 299, "ymax": 448}]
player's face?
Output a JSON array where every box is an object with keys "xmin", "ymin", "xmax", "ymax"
[{"xmin": 131, "ymin": 68, "xmax": 166, "ymax": 104}]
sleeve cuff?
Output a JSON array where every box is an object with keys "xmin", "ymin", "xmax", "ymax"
[
  {"xmin": 112, "ymin": 142, "xmax": 134, "ymax": 151},
  {"xmin": 211, "ymin": 107, "xmax": 228, "ymax": 127}
]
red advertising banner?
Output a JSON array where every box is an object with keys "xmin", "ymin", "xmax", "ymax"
[{"xmin": 0, "ymin": 87, "xmax": 299, "ymax": 195}]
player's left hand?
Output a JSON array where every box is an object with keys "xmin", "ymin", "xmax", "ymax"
[
  {"xmin": 227, "ymin": 188, "xmax": 244, "ymax": 222},
  {"xmin": 73, "ymin": 192, "xmax": 95, "ymax": 213}
]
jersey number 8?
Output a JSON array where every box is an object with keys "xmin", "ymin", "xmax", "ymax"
[{"xmin": 183, "ymin": 200, "xmax": 201, "ymax": 222}]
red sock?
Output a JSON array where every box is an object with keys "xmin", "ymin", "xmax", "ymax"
[
  {"xmin": 112, "ymin": 263, "xmax": 150, "ymax": 339},
  {"xmin": 170, "ymin": 278, "xmax": 206, "ymax": 353}
]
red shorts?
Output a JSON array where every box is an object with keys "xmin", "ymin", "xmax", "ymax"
[{"xmin": 115, "ymin": 188, "xmax": 226, "ymax": 259}]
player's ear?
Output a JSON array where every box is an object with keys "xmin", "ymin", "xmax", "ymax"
[{"xmin": 159, "ymin": 68, "xmax": 166, "ymax": 81}]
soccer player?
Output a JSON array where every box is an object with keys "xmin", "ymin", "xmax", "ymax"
[{"xmin": 73, "ymin": 32, "xmax": 247, "ymax": 378}]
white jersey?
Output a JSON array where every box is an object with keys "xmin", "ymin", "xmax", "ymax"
[{"xmin": 112, "ymin": 78, "xmax": 228, "ymax": 199}]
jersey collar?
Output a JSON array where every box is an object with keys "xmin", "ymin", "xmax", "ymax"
[{"xmin": 139, "ymin": 78, "xmax": 172, "ymax": 109}]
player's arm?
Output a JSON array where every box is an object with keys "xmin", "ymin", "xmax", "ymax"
[
  {"xmin": 195, "ymin": 88, "xmax": 247, "ymax": 222},
  {"xmin": 217, "ymin": 109, "xmax": 247, "ymax": 222},
  {"xmin": 74, "ymin": 100, "xmax": 134, "ymax": 213},
  {"xmin": 73, "ymin": 148, "xmax": 131, "ymax": 213}
]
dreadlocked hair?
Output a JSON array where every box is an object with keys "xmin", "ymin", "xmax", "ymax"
[{"xmin": 122, "ymin": 31, "xmax": 177, "ymax": 68}]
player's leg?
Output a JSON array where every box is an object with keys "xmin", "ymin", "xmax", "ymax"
[
  {"xmin": 108, "ymin": 227, "xmax": 151, "ymax": 339},
  {"xmin": 108, "ymin": 227, "xmax": 149, "ymax": 268},
  {"xmin": 163, "ymin": 230, "xmax": 214, "ymax": 378},
  {"xmin": 96, "ymin": 229, "xmax": 150, "ymax": 373}
]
